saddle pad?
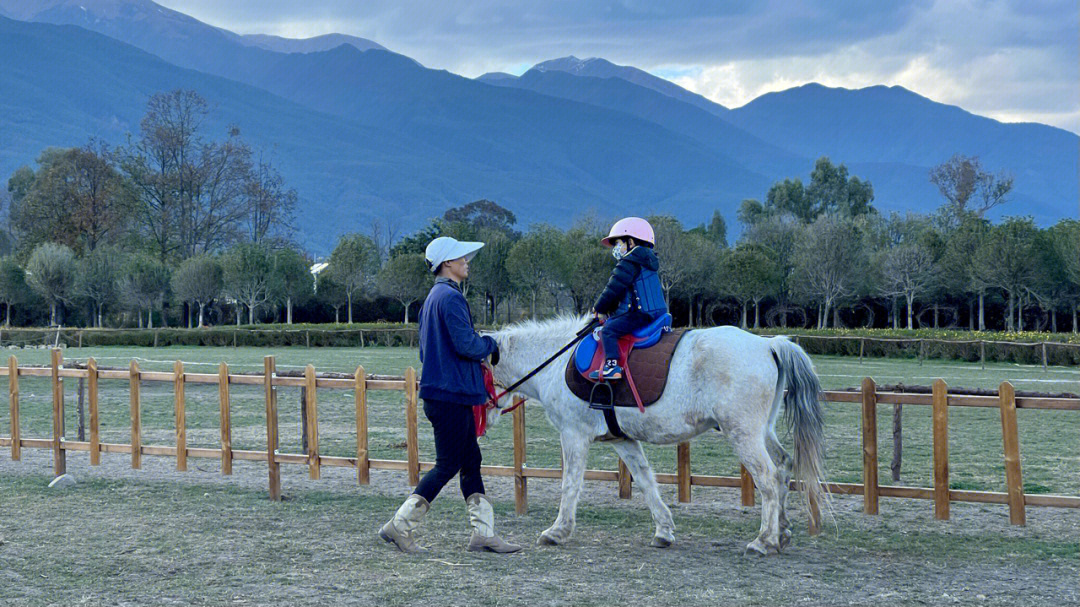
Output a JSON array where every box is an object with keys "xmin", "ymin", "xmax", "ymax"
[{"xmin": 565, "ymin": 329, "xmax": 688, "ymax": 407}]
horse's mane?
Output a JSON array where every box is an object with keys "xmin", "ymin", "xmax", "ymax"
[{"xmin": 494, "ymin": 314, "xmax": 590, "ymax": 342}]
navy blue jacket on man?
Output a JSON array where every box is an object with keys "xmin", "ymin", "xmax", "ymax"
[{"xmin": 418, "ymin": 277, "xmax": 498, "ymax": 405}]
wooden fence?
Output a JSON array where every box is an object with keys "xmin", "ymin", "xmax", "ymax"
[{"xmin": 1, "ymin": 350, "xmax": 1078, "ymax": 535}]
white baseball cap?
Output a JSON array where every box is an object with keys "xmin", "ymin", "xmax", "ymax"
[{"xmin": 424, "ymin": 236, "xmax": 484, "ymax": 273}]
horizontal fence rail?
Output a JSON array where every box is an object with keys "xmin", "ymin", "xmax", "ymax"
[{"xmin": 1, "ymin": 350, "xmax": 1078, "ymax": 535}]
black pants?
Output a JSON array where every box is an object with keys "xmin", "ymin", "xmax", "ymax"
[
  {"xmin": 414, "ymin": 399, "xmax": 485, "ymax": 502},
  {"xmin": 600, "ymin": 310, "xmax": 652, "ymax": 361}
]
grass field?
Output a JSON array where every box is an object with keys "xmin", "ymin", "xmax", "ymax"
[{"xmin": 0, "ymin": 345, "xmax": 1077, "ymax": 605}]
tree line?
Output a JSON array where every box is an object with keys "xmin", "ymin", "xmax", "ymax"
[{"xmin": 2, "ymin": 89, "xmax": 1077, "ymax": 332}]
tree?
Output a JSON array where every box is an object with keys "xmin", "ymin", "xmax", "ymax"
[
  {"xmin": 0, "ymin": 256, "xmax": 27, "ymax": 326},
  {"xmin": 930, "ymin": 154, "xmax": 1013, "ymax": 222},
  {"xmin": 443, "ymin": 199, "xmax": 517, "ymax": 236},
  {"xmin": 377, "ymin": 253, "xmax": 431, "ymax": 323},
  {"xmin": 691, "ymin": 210, "xmax": 728, "ymax": 247},
  {"xmin": 1048, "ymin": 220, "xmax": 1080, "ymax": 331},
  {"xmin": 269, "ymin": 247, "xmax": 312, "ymax": 324},
  {"xmin": 559, "ymin": 218, "xmax": 610, "ymax": 315},
  {"xmin": 972, "ymin": 217, "xmax": 1038, "ymax": 331},
  {"xmin": 648, "ymin": 215, "xmax": 692, "ymax": 307},
  {"xmin": 792, "ymin": 216, "xmax": 864, "ymax": 328},
  {"xmin": 328, "ymin": 234, "xmax": 379, "ymax": 324},
  {"xmin": 77, "ymin": 246, "xmax": 121, "ymax": 327},
  {"xmin": 805, "ymin": 156, "xmax": 876, "ymax": 218},
  {"xmin": 244, "ymin": 159, "xmax": 297, "ymax": 247},
  {"xmin": 222, "ymin": 243, "xmax": 272, "ymax": 324},
  {"xmin": 26, "ymin": 243, "xmax": 77, "ymax": 325},
  {"xmin": 741, "ymin": 214, "xmax": 801, "ymax": 326},
  {"xmin": 172, "ymin": 255, "xmax": 223, "ymax": 327},
  {"xmin": 315, "ymin": 273, "xmax": 346, "ymax": 323},
  {"xmin": 9, "ymin": 145, "xmax": 134, "ymax": 256},
  {"xmin": 117, "ymin": 254, "xmax": 170, "ymax": 328},
  {"xmin": 878, "ymin": 243, "xmax": 936, "ymax": 329},
  {"xmin": 725, "ymin": 244, "xmax": 780, "ymax": 329},
  {"xmin": 117, "ymin": 90, "xmax": 266, "ymax": 262},
  {"xmin": 468, "ymin": 228, "xmax": 515, "ymax": 322},
  {"xmin": 505, "ymin": 225, "xmax": 565, "ymax": 318}
]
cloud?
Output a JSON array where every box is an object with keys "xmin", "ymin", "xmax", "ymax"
[{"xmin": 154, "ymin": 0, "xmax": 1079, "ymax": 133}]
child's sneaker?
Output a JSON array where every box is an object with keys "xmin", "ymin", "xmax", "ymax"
[{"xmin": 589, "ymin": 359, "xmax": 623, "ymax": 380}]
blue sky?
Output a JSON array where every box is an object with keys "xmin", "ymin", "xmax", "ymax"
[{"xmin": 157, "ymin": 0, "xmax": 1079, "ymax": 133}]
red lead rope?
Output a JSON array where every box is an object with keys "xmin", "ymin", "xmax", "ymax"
[{"xmin": 476, "ymin": 365, "xmax": 515, "ymax": 437}]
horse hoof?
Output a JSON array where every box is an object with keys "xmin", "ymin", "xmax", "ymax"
[
  {"xmin": 650, "ymin": 536, "xmax": 673, "ymax": 549},
  {"xmin": 744, "ymin": 539, "xmax": 779, "ymax": 557},
  {"xmin": 537, "ymin": 532, "xmax": 561, "ymax": 546},
  {"xmin": 779, "ymin": 531, "xmax": 792, "ymax": 551}
]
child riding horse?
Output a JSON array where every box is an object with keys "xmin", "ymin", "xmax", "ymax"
[{"xmin": 591, "ymin": 217, "xmax": 668, "ymax": 380}]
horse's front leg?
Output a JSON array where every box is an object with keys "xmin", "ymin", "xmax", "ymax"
[
  {"xmin": 612, "ymin": 439, "xmax": 676, "ymax": 547},
  {"xmin": 538, "ymin": 430, "xmax": 590, "ymax": 546}
]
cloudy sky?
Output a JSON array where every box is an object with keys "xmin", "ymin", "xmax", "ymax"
[{"xmin": 156, "ymin": 0, "xmax": 1079, "ymax": 133}]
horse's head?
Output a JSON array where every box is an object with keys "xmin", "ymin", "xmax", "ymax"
[{"xmin": 481, "ymin": 314, "xmax": 592, "ymax": 403}]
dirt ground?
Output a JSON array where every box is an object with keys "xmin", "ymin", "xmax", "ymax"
[{"xmin": 1, "ymin": 447, "xmax": 1076, "ymax": 606}]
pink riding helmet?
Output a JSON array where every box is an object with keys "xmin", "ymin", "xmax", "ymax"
[{"xmin": 601, "ymin": 217, "xmax": 655, "ymax": 247}]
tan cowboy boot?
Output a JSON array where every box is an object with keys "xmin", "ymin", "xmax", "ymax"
[
  {"xmin": 379, "ymin": 494, "xmax": 429, "ymax": 553},
  {"xmin": 465, "ymin": 493, "xmax": 522, "ymax": 553}
]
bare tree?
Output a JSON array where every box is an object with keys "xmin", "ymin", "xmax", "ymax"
[
  {"xmin": 929, "ymin": 154, "xmax": 1013, "ymax": 221},
  {"xmin": 878, "ymin": 244, "xmax": 936, "ymax": 329},
  {"xmin": 792, "ymin": 216, "xmax": 864, "ymax": 328}
]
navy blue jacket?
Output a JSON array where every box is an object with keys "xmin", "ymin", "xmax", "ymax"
[
  {"xmin": 418, "ymin": 277, "xmax": 497, "ymax": 405},
  {"xmin": 593, "ymin": 246, "xmax": 667, "ymax": 318}
]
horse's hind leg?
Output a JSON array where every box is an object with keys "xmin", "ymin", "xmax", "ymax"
[
  {"xmin": 612, "ymin": 439, "xmax": 676, "ymax": 547},
  {"xmin": 539, "ymin": 431, "xmax": 590, "ymax": 546},
  {"xmin": 736, "ymin": 433, "xmax": 782, "ymax": 556},
  {"xmin": 766, "ymin": 429, "xmax": 793, "ymax": 549}
]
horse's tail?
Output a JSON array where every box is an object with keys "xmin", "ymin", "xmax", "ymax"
[{"xmin": 770, "ymin": 337, "xmax": 830, "ymax": 519}]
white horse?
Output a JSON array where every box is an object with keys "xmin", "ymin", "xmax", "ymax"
[{"xmin": 487, "ymin": 316, "xmax": 828, "ymax": 555}]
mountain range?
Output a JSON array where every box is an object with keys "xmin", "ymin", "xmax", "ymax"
[{"xmin": 1, "ymin": 0, "xmax": 1075, "ymax": 252}]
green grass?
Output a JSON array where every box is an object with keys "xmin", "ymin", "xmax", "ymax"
[{"xmin": 0, "ymin": 346, "xmax": 1077, "ymax": 497}]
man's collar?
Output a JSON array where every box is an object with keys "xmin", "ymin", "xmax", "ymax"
[{"xmin": 435, "ymin": 276, "xmax": 462, "ymax": 292}]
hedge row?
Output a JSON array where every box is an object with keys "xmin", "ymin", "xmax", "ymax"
[{"xmin": 2, "ymin": 324, "xmax": 1078, "ymax": 366}]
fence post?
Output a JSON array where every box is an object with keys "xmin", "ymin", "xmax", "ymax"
[
  {"xmin": 265, "ymin": 356, "xmax": 281, "ymax": 500},
  {"xmin": 1041, "ymin": 342, "xmax": 1048, "ymax": 372},
  {"xmin": 51, "ymin": 348, "xmax": 65, "ymax": 476},
  {"xmin": 919, "ymin": 339, "xmax": 925, "ymax": 366},
  {"xmin": 618, "ymin": 459, "xmax": 632, "ymax": 499},
  {"xmin": 174, "ymin": 360, "xmax": 186, "ymax": 471},
  {"xmin": 998, "ymin": 381, "xmax": 1025, "ymax": 525},
  {"xmin": 305, "ymin": 364, "xmax": 320, "ymax": 480},
  {"xmin": 859, "ymin": 337, "xmax": 865, "ymax": 364},
  {"xmin": 512, "ymin": 396, "xmax": 527, "ymax": 514},
  {"xmin": 932, "ymin": 378, "xmax": 949, "ymax": 520},
  {"xmin": 891, "ymin": 404, "xmax": 903, "ymax": 482},
  {"xmin": 677, "ymin": 442, "xmax": 691, "ymax": 503},
  {"xmin": 219, "ymin": 362, "xmax": 232, "ymax": 475},
  {"xmin": 77, "ymin": 377, "xmax": 85, "ymax": 442},
  {"xmin": 88, "ymin": 358, "xmax": 100, "ymax": 466},
  {"xmin": 980, "ymin": 341, "xmax": 986, "ymax": 370},
  {"xmin": 861, "ymin": 377, "xmax": 879, "ymax": 515},
  {"xmin": 130, "ymin": 360, "xmax": 141, "ymax": 469},
  {"xmin": 355, "ymin": 365, "xmax": 369, "ymax": 485},
  {"xmin": 740, "ymin": 464, "xmax": 754, "ymax": 506},
  {"xmin": 405, "ymin": 366, "xmax": 419, "ymax": 485},
  {"xmin": 9, "ymin": 355, "xmax": 18, "ymax": 461}
]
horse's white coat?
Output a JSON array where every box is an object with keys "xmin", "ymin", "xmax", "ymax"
[{"xmin": 488, "ymin": 315, "xmax": 827, "ymax": 555}]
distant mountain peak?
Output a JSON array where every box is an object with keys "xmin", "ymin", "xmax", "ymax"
[
  {"xmin": 528, "ymin": 55, "xmax": 729, "ymax": 117},
  {"xmin": 238, "ymin": 32, "xmax": 386, "ymax": 55},
  {"xmin": 476, "ymin": 71, "xmax": 517, "ymax": 83}
]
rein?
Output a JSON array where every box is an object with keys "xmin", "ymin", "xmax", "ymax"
[{"xmin": 490, "ymin": 318, "xmax": 599, "ymax": 415}]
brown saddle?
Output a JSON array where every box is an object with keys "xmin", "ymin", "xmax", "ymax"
[{"xmin": 564, "ymin": 329, "xmax": 688, "ymax": 407}]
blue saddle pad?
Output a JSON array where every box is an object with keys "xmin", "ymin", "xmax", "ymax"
[{"xmin": 574, "ymin": 313, "xmax": 672, "ymax": 374}]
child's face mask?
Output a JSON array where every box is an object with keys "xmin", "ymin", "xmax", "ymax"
[{"xmin": 612, "ymin": 240, "xmax": 628, "ymax": 260}]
